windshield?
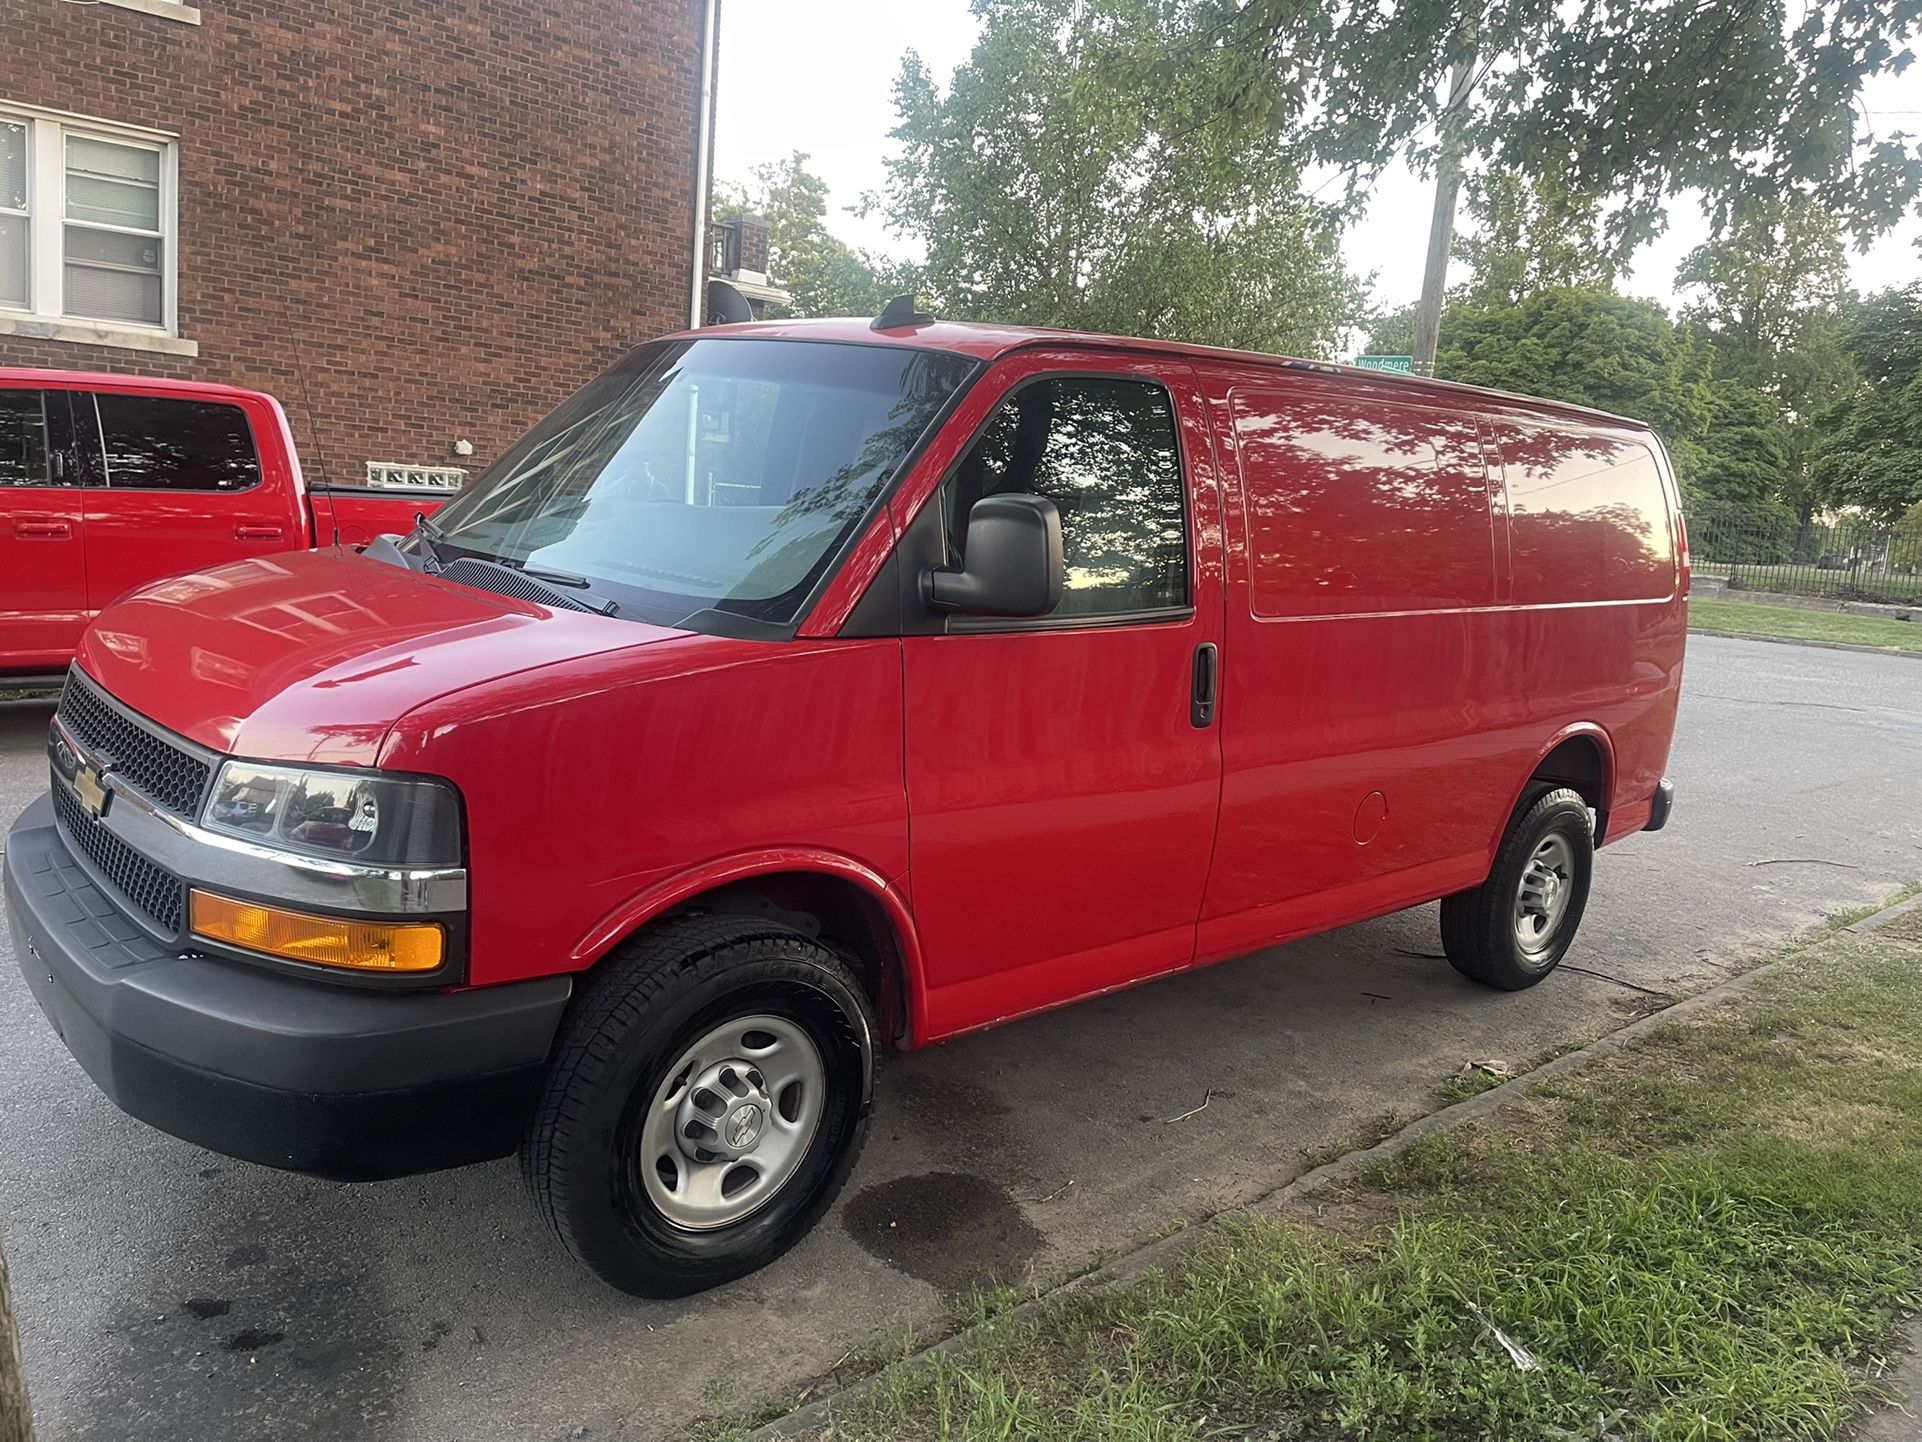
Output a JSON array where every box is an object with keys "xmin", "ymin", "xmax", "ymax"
[{"xmin": 423, "ymin": 338, "xmax": 977, "ymax": 627}]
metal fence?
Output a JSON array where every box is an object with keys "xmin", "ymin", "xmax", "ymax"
[{"xmin": 1690, "ymin": 510, "xmax": 1922, "ymax": 605}]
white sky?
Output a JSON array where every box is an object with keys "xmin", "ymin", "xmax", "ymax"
[{"xmin": 713, "ymin": 0, "xmax": 1922, "ymax": 331}]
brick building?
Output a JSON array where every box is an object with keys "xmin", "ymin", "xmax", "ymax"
[{"xmin": 0, "ymin": 0, "xmax": 718, "ymax": 488}]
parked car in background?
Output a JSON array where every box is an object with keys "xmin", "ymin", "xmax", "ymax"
[
  {"xmin": 4, "ymin": 311, "xmax": 1685, "ymax": 1297},
  {"xmin": 0, "ymin": 370, "xmax": 450, "ymax": 682}
]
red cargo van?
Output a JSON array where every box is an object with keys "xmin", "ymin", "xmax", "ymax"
[
  {"xmin": 0, "ymin": 369, "xmax": 449, "ymax": 681},
  {"xmin": 5, "ymin": 312, "xmax": 1684, "ymax": 1295}
]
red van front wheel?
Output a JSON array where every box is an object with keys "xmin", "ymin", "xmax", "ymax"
[
  {"xmin": 1441, "ymin": 787, "xmax": 1594, "ymax": 990},
  {"xmin": 521, "ymin": 916, "xmax": 875, "ymax": 1296}
]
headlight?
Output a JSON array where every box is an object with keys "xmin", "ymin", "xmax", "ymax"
[{"xmin": 201, "ymin": 761, "xmax": 463, "ymax": 868}]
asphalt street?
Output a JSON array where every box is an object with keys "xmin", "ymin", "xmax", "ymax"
[{"xmin": 3, "ymin": 633, "xmax": 1920, "ymax": 1442}]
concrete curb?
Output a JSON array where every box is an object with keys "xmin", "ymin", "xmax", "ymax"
[
  {"xmin": 743, "ymin": 888, "xmax": 1922, "ymax": 1441},
  {"xmin": 1688, "ymin": 627, "xmax": 1922, "ymax": 661}
]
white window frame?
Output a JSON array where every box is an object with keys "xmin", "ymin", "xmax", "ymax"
[
  {"xmin": 0, "ymin": 102, "xmax": 192, "ymax": 356},
  {"xmin": 94, "ymin": 0, "xmax": 202, "ymax": 24}
]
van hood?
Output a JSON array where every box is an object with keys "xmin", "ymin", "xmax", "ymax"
[{"xmin": 75, "ymin": 547, "xmax": 688, "ymax": 764}]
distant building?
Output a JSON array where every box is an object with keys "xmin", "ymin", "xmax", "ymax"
[
  {"xmin": 707, "ymin": 212, "xmax": 791, "ymax": 321},
  {"xmin": 0, "ymin": 0, "xmax": 721, "ymax": 487}
]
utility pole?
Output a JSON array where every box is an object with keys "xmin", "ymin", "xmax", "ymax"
[{"xmin": 1412, "ymin": 43, "xmax": 1478, "ymax": 377}]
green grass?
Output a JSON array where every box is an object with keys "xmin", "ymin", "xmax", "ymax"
[
  {"xmin": 810, "ymin": 895, "xmax": 1922, "ymax": 1442},
  {"xmin": 1690, "ymin": 598, "xmax": 1922, "ymax": 653}
]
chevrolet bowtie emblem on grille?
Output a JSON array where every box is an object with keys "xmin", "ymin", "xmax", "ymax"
[{"xmin": 73, "ymin": 762, "xmax": 114, "ymax": 823}]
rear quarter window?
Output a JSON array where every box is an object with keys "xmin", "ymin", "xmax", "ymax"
[
  {"xmin": 1497, "ymin": 427, "xmax": 1675, "ymax": 603},
  {"xmin": 1231, "ymin": 389, "xmax": 1497, "ymax": 617},
  {"xmin": 94, "ymin": 393, "xmax": 262, "ymax": 493}
]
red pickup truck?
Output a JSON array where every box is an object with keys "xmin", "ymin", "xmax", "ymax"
[
  {"xmin": 5, "ymin": 313, "xmax": 1684, "ymax": 1297},
  {"xmin": 0, "ymin": 370, "xmax": 448, "ymax": 682}
]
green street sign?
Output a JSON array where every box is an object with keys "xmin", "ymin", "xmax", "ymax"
[{"xmin": 1354, "ymin": 355, "xmax": 1415, "ymax": 373}]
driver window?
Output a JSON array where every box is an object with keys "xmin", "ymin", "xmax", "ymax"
[{"xmin": 945, "ymin": 376, "xmax": 1189, "ymax": 617}]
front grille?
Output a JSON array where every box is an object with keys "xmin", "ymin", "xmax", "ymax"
[
  {"xmin": 53, "ymin": 781, "xmax": 186, "ymax": 934},
  {"xmin": 57, "ymin": 672, "xmax": 213, "ymax": 819}
]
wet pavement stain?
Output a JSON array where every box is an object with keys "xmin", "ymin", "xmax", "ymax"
[
  {"xmin": 183, "ymin": 1297, "xmax": 231, "ymax": 1319},
  {"xmin": 224, "ymin": 1327, "xmax": 285, "ymax": 1352},
  {"xmin": 842, "ymin": 1171, "xmax": 1043, "ymax": 1293}
]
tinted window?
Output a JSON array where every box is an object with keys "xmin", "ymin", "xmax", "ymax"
[
  {"xmin": 1232, "ymin": 390, "xmax": 1496, "ymax": 616},
  {"xmin": 95, "ymin": 394, "xmax": 261, "ymax": 492},
  {"xmin": 428, "ymin": 339, "xmax": 976, "ymax": 626},
  {"xmin": 0, "ymin": 390, "xmax": 50, "ymax": 487},
  {"xmin": 1499, "ymin": 428, "xmax": 1674, "ymax": 603},
  {"xmin": 948, "ymin": 377, "xmax": 1188, "ymax": 616}
]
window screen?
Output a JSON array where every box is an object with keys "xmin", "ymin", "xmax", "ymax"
[
  {"xmin": 1, "ymin": 121, "xmax": 26, "ymax": 310},
  {"xmin": 948, "ymin": 376, "xmax": 1189, "ymax": 616},
  {"xmin": 0, "ymin": 390, "xmax": 49, "ymax": 487},
  {"xmin": 64, "ymin": 136, "xmax": 164, "ymax": 327},
  {"xmin": 96, "ymin": 394, "xmax": 261, "ymax": 492}
]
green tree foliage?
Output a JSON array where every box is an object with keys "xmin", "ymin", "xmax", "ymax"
[
  {"xmin": 880, "ymin": 0, "xmax": 1364, "ymax": 357},
  {"xmin": 1813, "ymin": 283, "xmax": 1922, "ymax": 522},
  {"xmin": 1453, "ymin": 171, "xmax": 1620, "ymax": 308},
  {"xmin": 716, "ymin": 153, "xmax": 908, "ymax": 318},
  {"xmin": 1214, "ymin": 0, "xmax": 1922, "ymax": 260},
  {"xmin": 1677, "ymin": 196, "xmax": 1858, "ymax": 516},
  {"xmin": 1363, "ymin": 302, "xmax": 1419, "ymax": 358},
  {"xmin": 1690, "ymin": 381, "xmax": 1801, "ymax": 552},
  {"xmin": 1435, "ymin": 289, "xmax": 1715, "ymax": 471},
  {"xmin": 1894, "ymin": 498, "xmax": 1922, "ymax": 570}
]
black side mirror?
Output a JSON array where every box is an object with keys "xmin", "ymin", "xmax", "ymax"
[{"xmin": 924, "ymin": 493, "xmax": 1064, "ymax": 617}]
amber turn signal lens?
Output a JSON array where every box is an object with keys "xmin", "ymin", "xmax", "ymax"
[{"xmin": 190, "ymin": 890, "xmax": 444, "ymax": 973}]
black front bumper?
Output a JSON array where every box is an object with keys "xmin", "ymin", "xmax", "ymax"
[{"xmin": 5, "ymin": 794, "xmax": 571, "ymax": 1181}]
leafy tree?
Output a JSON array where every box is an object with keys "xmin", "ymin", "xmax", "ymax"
[
  {"xmin": 1434, "ymin": 289, "xmax": 1715, "ymax": 479},
  {"xmin": 1812, "ymin": 283, "xmax": 1922, "ymax": 522},
  {"xmin": 880, "ymin": 0, "xmax": 1363, "ymax": 357},
  {"xmin": 1893, "ymin": 498, "xmax": 1922, "ymax": 571},
  {"xmin": 1453, "ymin": 170, "xmax": 1620, "ymax": 308},
  {"xmin": 717, "ymin": 153, "xmax": 908, "ymax": 318},
  {"xmin": 1210, "ymin": 0, "xmax": 1922, "ymax": 260},
  {"xmin": 1362, "ymin": 301, "xmax": 1419, "ymax": 358},
  {"xmin": 1677, "ymin": 195, "xmax": 1858, "ymax": 517}
]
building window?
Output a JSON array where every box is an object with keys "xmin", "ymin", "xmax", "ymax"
[
  {"xmin": 365, "ymin": 462, "xmax": 469, "ymax": 493},
  {"xmin": 0, "ymin": 107, "xmax": 178, "ymax": 335}
]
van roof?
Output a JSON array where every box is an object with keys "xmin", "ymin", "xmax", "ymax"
[{"xmin": 677, "ymin": 317, "xmax": 1649, "ymax": 434}]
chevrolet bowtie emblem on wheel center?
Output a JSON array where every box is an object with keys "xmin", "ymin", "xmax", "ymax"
[
  {"xmin": 72, "ymin": 762, "xmax": 113, "ymax": 823},
  {"xmin": 725, "ymin": 1105, "xmax": 763, "ymax": 1151}
]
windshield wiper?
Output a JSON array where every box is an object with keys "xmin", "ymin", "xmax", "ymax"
[
  {"xmin": 494, "ymin": 557, "xmax": 622, "ymax": 616},
  {"xmin": 515, "ymin": 563, "xmax": 594, "ymax": 590}
]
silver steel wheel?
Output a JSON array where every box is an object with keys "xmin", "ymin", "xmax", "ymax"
[
  {"xmin": 637, "ymin": 1014, "xmax": 825, "ymax": 1232},
  {"xmin": 1513, "ymin": 832, "xmax": 1576, "ymax": 956}
]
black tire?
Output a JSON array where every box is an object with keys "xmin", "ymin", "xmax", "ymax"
[
  {"xmin": 1440, "ymin": 786, "xmax": 1594, "ymax": 991},
  {"xmin": 520, "ymin": 916, "xmax": 875, "ymax": 1297}
]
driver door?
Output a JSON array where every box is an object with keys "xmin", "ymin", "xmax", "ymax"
[{"xmin": 899, "ymin": 354, "xmax": 1227, "ymax": 1040}]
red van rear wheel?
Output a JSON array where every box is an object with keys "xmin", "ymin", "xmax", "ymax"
[
  {"xmin": 1441, "ymin": 787, "xmax": 1594, "ymax": 990},
  {"xmin": 521, "ymin": 916, "xmax": 875, "ymax": 1296}
]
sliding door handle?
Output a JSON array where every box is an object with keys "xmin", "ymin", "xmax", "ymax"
[{"xmin": 1190, "ymin": 641, "xmax": 1218, "ymax": 729}]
